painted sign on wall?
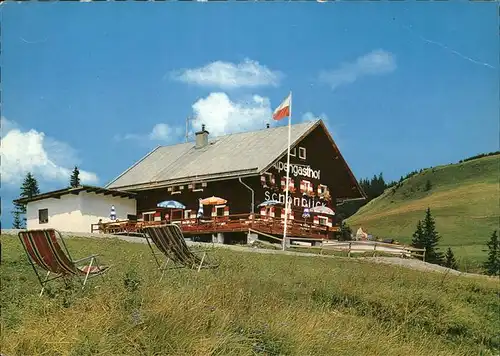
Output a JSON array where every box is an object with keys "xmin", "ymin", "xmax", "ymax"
[
  {"xmin": 273, "ymin": 162, "xmax": 321, "ymax": 180},
  {"xmin": 264, "ymin": 190, "xmax": 325, "ymax": 209}
]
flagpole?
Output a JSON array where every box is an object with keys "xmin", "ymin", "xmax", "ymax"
[{"xmin": 282, "ymin": 91, "xmax": 292, "ymax": 251}]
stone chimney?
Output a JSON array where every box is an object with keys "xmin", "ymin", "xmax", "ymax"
[{"xmin": 195, "ymin": 124, "xmax": 209, "ymax": 149}]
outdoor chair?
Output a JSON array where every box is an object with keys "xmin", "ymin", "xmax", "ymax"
[
  {"xmin": 141, "ymin": 224, "xmax": 218, "ymax": 280},
  {"xmin": 18, "ymin": 229, "xmax": 110, "ymax": 296}
]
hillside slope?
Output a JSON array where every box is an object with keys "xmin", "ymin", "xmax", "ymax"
[{"xmin": 347, "ymin": 155, "xmax": 499, "ymax": 266}]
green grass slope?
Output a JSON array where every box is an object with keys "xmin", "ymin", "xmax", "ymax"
[
  {"xmin": 1, "ymin": 235, "xmax": 499, "ymax": 355},
  {"xmin": 347, "ymin": 155, "xmax": 499, "ymax": 270}
]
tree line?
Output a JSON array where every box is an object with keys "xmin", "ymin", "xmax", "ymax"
[
  {"xmin": 12, "ymin": 167, "xmax": 81, "ymax": 229},
  {"xmin": 336, "ymin": 173, "xmax": 394, "ymax": 220},
  {"xmin": 337, "ymin": 169, "xmax": 433, "ymax": 220},
  {"xmin": 458, "ymin": 150, "xmax": 499, "ymax": 163},
  {"xmin": 337, "ymin": 151, "xmax": 499, "ymax": 221}
]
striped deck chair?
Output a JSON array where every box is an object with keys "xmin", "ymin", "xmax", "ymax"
[
  {"xmin": 141, "ymin": 224, "xmax": 218, "ymax": 279},
  {"xmin": 18, "ymin": 229, "xmax": 110, "ymax": 296}
]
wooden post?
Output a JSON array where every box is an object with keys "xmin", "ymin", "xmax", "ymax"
[
  {"xmin": 348, "ymin": 242, "xmax": 351, "ymax": 258},
  {"xmin": 373, "ymin": 243, "xmax": 377, "ymax": 257},
  {"xmin": 423, "ymin": 248, "xmax": 426, "ymax": 262}
]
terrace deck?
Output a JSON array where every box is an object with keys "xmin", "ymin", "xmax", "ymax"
[{"xmin": 91, "ymin": 213, "xmax": 339, "ymax": 241}]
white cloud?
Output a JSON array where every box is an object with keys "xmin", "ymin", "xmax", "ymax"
[
  {"xmin": 1, "ymin": 116, "xmax": 19, "ymax": 133},
  {"xmin": 172, "ymin": 59, "xmax": 282, "ymax": 89},
  {"xmin": 115, "ymin": 123, "xmax": 184, "ymax": 143},
  {"xmin": 116, "ymin": 93, "xmax": 272, "ymax": 142},
  {"xmin": 302, "ymin": 111, "xmax": 328, "ymax": 124},
  {"xmin": 0, "ymin": 117, "xmax": 99, "ymax": 186},
  {"xmin": 149, "ymin": 124, "xmax": 178, "ymax": 141},
  {"xmin": 191, "ymin": 92, "xmax": 273, "ymax": 137},
  {"xmin": 319, "ymin": 49, "xmax": 396, "ymax": 90}
]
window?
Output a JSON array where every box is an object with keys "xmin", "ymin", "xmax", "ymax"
[
  {"xmin": 215, "ymin": 205, "xmax": 225, "ymax": 217},
  {"xmin": 298, "ymin": 147, "xmax": 307, "ymax": 160},
  {"xmin": 318, "ymin": 216, "xmax": 328, "ymax": 226},
  {"xmin": 168, "ymin": 186, "xmax": 181, "ymax": 195},
  {"xmin": 300, "ymin": 180, "xmax": 312, "ymax": 194},
  {"xmin": 38, "ymin": 209, "xmax": 48, "ymax": 224},
  {"xmin": 290, "ymin": 147, "xmax": 297, "ymax": 157},
  {"xmin": 184, "ymin": 210, "xmax": 192, "ymax": 219},
  {"xmin": 318, "ymin": 184, "xmax": 328, "ymax": 195},
  {"xmin": 192, "ymin": 182, "xmax": 206, "ymax": 192},
  {"xmin": 171, "ymin": 186, "xmax": 181, "ymax": 195}
]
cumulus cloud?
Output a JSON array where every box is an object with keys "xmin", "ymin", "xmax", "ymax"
[
  {"xmin": 149, "ymin": 123, "xmax": 184, "ymax": 141},
  {"xmin": 0, "ymin": 117, "xmax": 99, "ymax": 186},
  {"xmin": 117, "ymin": 93, "xmax": 273, "ymax": 142},
  {"xmin": 319, "ymin": 49, "xmax": 396, "ymax": 90},
  {"xmin": 172, "ymin": 59, "xmax": 283, "ymax": 89},
  {"xmin": 115, "ymin": 123, "xmax": 184, "ymax": 143},
  {"xmin": 190, "ymin": 92, "xmax": 273, "ymax": 137}
]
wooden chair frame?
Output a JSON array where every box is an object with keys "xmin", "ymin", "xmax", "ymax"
[
  {"xmin": 141, "ymin": 224, "xmax": 218, "ymax": 280},
  {"xmin": 18, "ymin": 229, "xmax": 110, "ymax": 296}
]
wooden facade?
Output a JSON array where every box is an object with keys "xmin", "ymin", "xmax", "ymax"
[{"xmin": 127, "ymin": 124, "xmax": 363, "ymax": 239}]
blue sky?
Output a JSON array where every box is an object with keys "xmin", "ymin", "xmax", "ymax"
[{"xmin": 1, "ymin": 2, "xmax": 498, "ymax": 227}]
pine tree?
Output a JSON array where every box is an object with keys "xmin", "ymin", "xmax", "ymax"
[
  {"xmin": 483, "ymin": 230, "xmax": 499, "ymax": 276},
  {"xmin": 339, "ymin": 222, "xmax": 352, "ymax": 241},
  {"xmin": 421, "ymin": 207, "xmax": 443, "ymax": 265},
  {"xmin": 443, "ymin": 247, "xmax": 458, "ymax": 270},
  {"xmin": 12, "ymin": 172, "xmax": 41, "ymax": 228},
  {"xmin": 12, "ymin": 210, "xmax": 23, "ymax": 229},
  {"xmin": 425, "ymin": 179, "xmax": 432, "ymax": 191},
  {"xmin": 411, "ymin": 220, "xmax": 425, "ymax": 249},
  {"xmin": 21, "ymin": 172, "xmax": 40, "ymax": 200},
  {"xmin": 70, "ymin": 166, "xmax": 81, "ymax": 188}
]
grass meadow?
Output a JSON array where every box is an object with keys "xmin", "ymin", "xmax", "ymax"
[
  {"xmin": 347, "ymin": 155, "xmax": 500, "ymax": 272},
  {"xmin": 1, "ymin": 234, "xmax": 499, "ymax": 356}
]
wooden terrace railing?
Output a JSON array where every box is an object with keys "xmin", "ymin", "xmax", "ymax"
[
  {"xmin": 89, "ymin": 216, "xmax": 425, "ymax": 260},
  {"xmin": 288, "ymin": 240, "xmax": 426, "ymax": 261},
  {"xmin": 90, "ymin": 213, "xmax": 339, "ymax": 240}
]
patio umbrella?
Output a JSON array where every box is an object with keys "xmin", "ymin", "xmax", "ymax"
[
  {"xmin": 200, "ymin": 196, "xmax": 227, "ymax": 205},
  {"xmin": 157, "ymin": 200, "xmax": 186, "ymax": 209},
  {"xmin": 157, "ymin": 200, "xmax": 186, "ymax": 221},
  {"xmin": 197, "ymin": 199, "xmax": 204, "ymax": 218},
  {"xmin": 257, "ymin": 200, "xmax": 283, "ymax": 208},
  {"xmin": 309, "ymin": 205, "xmax": 335, "ymax": 215},
  {"xmin": 110, "ymin": 205, "xmax": 116, "ymax": 221}
]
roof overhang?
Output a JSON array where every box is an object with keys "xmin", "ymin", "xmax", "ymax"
[
  {"xmin": 14, "ymin": 185, "xmax": 137, "ymax": 205},
  {"xmin": 110, "ymin": 168, "xmax": 260, "ymax": 192},
  {"xmin": 259, "ymin": 120, "xmax": 366, "ymax": 201}
]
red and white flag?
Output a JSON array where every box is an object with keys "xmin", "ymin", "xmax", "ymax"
[{"xmin": 272, "ymin": 94, "xmax": 291, "ymax": 121}]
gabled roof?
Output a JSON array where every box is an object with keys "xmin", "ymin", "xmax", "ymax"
[
  {"xmin": 104, "ymin": 120, "xmax": 365, "ymax": 200},
  {"xmin": 14, "ymin": 185, "xmax": 136, "ymax": 205},
  {"xmin": 106, "ymin": 121, "xmax": 319, "ymax": 190}
]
